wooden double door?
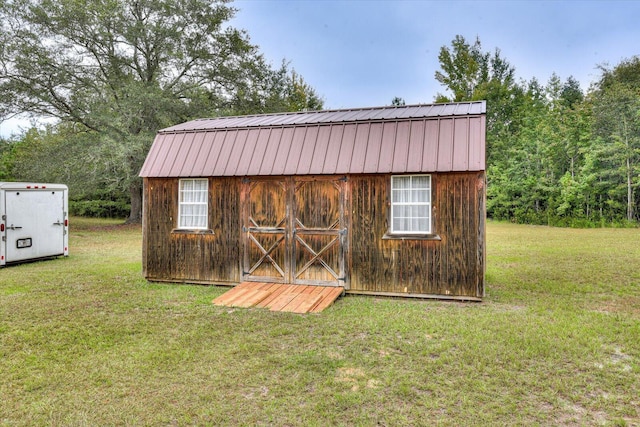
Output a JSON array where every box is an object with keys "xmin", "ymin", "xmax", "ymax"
[{"xmin": 242, "ymin": 176, "xmax": 347, "ymax": 287}]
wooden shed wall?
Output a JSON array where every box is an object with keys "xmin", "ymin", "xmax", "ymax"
[
  {"xmin": 143, "ymin": 177, "xmax": 241, "ymax": 284},
  {"xmin": 348, "ymin": 172, "xmax": 485, "ymax": 298},
  {"xmin": 142, "ymin": 172, "xmax": 485, "ymax": 298}
]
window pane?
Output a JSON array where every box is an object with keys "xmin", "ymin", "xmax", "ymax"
[
  {"xmin": 412, "ymin": 175, "xmax": 430, "ymax": 188},
  {"xmin": 412, "ymin": 189, "xmax": 428, "ymax": 203},
  {"xmin": 392, "ymin": 176, "xmax": 410, "ymax": 189},
  {"xmin": 391, "ymin": 175, "xmax": 431, "ymax": 233},
  {"xmin": 392, "ymin": 205, "xmax": 406, "ymax": 218},
  {"xmin": 179, "ymin": 179, "xmax": 208, "ymax": 229},
  {"xmin": 394, "ymin": 217, "xmax": 408, "ymax": 232},
  {"xmin": 393, "ymin": 189, "xmax": 410, "ymax": 203}
]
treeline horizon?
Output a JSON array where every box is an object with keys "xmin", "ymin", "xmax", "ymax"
[
  {"xmin": 1, "ymin": 25, "xmax": 639, "ymax": 226},
  {"xmin": 430, "ymin": 35, "xmax": 639, "ymax": 227}
]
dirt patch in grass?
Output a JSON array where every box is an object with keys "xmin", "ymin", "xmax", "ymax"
[{"xmin": 591, "ymin": 295, "xmax": 640, "ymax": 317}]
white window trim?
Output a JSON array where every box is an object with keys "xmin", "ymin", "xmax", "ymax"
[
  {"xmin": 178, "ymin": 178, "xmax": 208, "ymax": 230},
  {"xmin": 390, "ymin": 174, "xmax": 432, "ymax": 235}
]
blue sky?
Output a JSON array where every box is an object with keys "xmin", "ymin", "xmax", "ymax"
[
  {"xmin": 1, "ymin": 0, "xmax": 639, "ymax": 136},
  {"xmin": 231, "ymin": 0, "xmax": 640, "ymax": 109}
]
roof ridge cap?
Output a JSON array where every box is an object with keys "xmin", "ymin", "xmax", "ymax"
[
  {"xmin": 158, "ymin": 101, "xmax": 487, "ymax": 133},
  {"xmin": 189, "ymin": 100, "xmax": 486, "ymax": 122}
]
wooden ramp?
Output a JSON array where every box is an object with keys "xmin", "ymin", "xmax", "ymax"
[{"xmin": 212, "ymin": 282, "xmax": 343, "ymax": 314}]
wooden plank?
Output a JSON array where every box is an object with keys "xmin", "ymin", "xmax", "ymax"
[
  {"xmin": 286, "ymin": 285, "xmax": 325, "ymax": 312},
  {"xmin": 213, "ymin": 282, "xmax": 343, "ymax": 313},
  {"xmin": 214, "ymin": 282, "xmax": 274, "ymax": 307},
  {"xmin": 269, "ymin": 292, "xmax": 298, "ymax": 312},
  {"xmin": 255, "ymin": 283, "xmax": 290, "ymax": 308},
  {"xmin": 212, "ymin": 287, "xmax": 243, "ymax": 305},
  {"xmin": 306, "ymin": 286, "xmax": 333, "ymax": 312},
  {"xmin": 307, "ymin": 287, "xmax": 337, "ymax": 312},
  {"xmin": 237, "ymin": 281, "xmax": 268, "ymax": 291},
  {"xmin": 279, "ymin": 285, "xmax": 314, "ymax": 312},
  {"xmin": 284, "ymin": 294, "xmax": 323, "ymax": 314},
  {"xmin": 309, "ymin": 287, "xmax": 343, "ymax": 312},
  {"xmin": 253, "ymin": 282, "xmax": 276, "ymax": 291},
  {"xmin": 271, "ymin": 284, "xmax": 318, "ymax": 312},
  {"xmin": 226, "ymin": 288, "xmax": 258, "ymax": 306},
  {"xmin": 232, "ymin": 289, "xmax": 273, "ymax": 308},
  {"xmin": 229, "ymin": 287, "xmax": 267, "ymax": 307},
  {"xmin": 212, "ymin": 284, "xmax": 253, "ymax": 305}
]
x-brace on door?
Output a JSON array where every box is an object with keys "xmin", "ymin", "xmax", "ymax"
[{"xmin": 242, "ymin": 176, "xmax": 346, "ymax": 287}]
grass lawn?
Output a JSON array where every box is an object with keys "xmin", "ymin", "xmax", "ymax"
[{"xmin": 1, "ymin": 218, "xmax": 639, "ymax": 426}]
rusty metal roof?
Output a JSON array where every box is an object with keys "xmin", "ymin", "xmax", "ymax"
[{"xmin": 140, "ymin": 101, "xmax": 486, "ymax": 177}]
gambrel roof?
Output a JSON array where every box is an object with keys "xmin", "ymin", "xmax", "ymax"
[{"xmin": 139, "ymin": 101, "xmax": 486, "ymax": 178}]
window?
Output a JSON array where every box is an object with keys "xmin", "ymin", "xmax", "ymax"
[
  {"xmin": 390, "ymin": 175, "xmax": 431, "ymax": 234},
  {"xmin": 178, "ymin": 179, "xmax": 208, "ymax": 229}
]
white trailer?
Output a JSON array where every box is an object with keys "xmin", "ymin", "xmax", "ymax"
[{"xmin": 0, "ymin": 182, "xmax": 69, "ymax": 267}]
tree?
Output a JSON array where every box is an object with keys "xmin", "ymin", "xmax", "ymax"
[
  {"xmin": 591, "ymin": 57, "xmax": 640, "ymax": 222},
  {"xmin": 434, "ymin": 35, "xmax": 516, "ymax": 103},
  {"xmin": 434, "ymin": 35, "xmax": 521, "ymax": 167},
  {"xmin": 230, "ymin": 64, "xmax": 323, "ymax": 115},
  {"xmin": 435, "ymin": 35, "xmax": 528, "ymax": 222},
  {"xmin": 0, "ymin": 136, "xmax": 13, "ymax": 180},
  {"xmin": 560, "ymin": 75, "xmax": 584, "ymax": 108},
  {"xmin": 486, "ymin": 77, "xmax": 555, "ymax": 223},
  {"xmin": 282, "ymin": 69, "xmax": 324, "ymax": 112},
  {"xmin": 434, "ymin": 35, "xmax": 484, "ymax": 102},
  {"xmin": 0, "ymin": 0, "xmax": 322, "ymax": 222},
  {"xmin": 433, "ymin": 37, "xmax": 640, "ymax": 226}
]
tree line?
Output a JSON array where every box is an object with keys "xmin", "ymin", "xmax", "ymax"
[
  {"xmin": 433, "ymin": 36, "xmax": 640, "ymax": 227},
  {"xmin": 0, "ymin": 3, "xmax": 638, "ymax": 227}
]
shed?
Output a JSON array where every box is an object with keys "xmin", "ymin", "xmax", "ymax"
[{"xmin": 139, "ymin": 101, "xmax": 486, "ymax": 300}]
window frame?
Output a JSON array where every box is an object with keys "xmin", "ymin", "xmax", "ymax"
[
  {"xmin": 177, "ymin": 178, "xmax": 209, "ymax": 230},
  {"xmin": 389, "ymin": 174, "xmax": 433, "ymax": 235}
]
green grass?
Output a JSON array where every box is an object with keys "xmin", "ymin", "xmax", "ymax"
[{"xmin": 1, "ymin": 219, "xmax": 638, "ymax": 426}]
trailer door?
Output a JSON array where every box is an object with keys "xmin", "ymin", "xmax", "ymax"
[{"xmin": 5, "ymin": 189, "xmax": 66, "ymax": 263}]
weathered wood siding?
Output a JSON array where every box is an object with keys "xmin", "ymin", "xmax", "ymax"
[
  {"xmin": 348, "ymin": 172, "xmax": 485, "ymax": 297},
  {"xmin": 143, "ymin": 177, "xmax": 241, "ymax": 284},
  {"xmin": 241, "ymin": 176, "xmax": 346, "ymax": 286},
  {"xmin": 292, "ymin": 178, "xmax": 346, "ymax": 285},
  {"xmin": 143, "ymin": 172, "xmax": 485, "ymax": 298}
]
